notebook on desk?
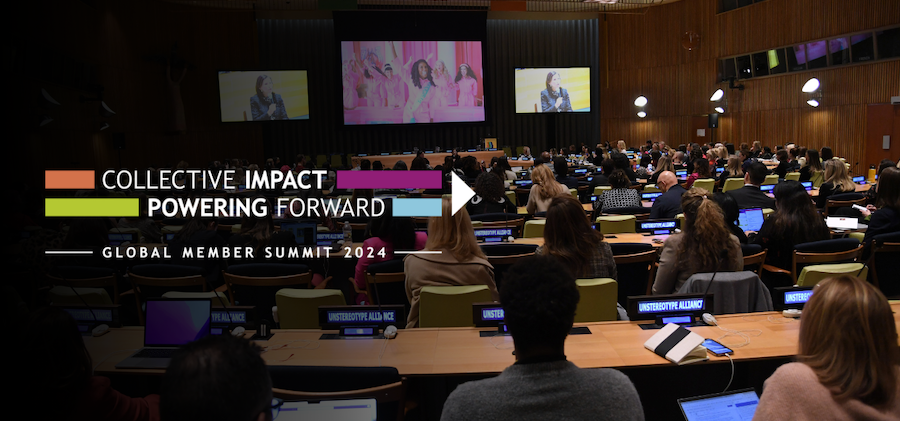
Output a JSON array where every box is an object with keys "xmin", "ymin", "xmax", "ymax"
[{"xmin": 115, "ymin": 299, "xmax": 211, "ymax": 369}]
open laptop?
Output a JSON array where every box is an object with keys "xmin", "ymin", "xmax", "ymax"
[
  {"xmin": 279, "ymin": 399, "xmax": 376, "ymax": 421},
  {"xmin": 678, "ymin": 388, "xmax": 759, "ymax": 421},
  {"xmin": 738, "ymin": 208, "xmax": 765, "ymax": 232},
  {"xmin": 115, "ymin": 299, "xmax": 211, "ymax": 369}
]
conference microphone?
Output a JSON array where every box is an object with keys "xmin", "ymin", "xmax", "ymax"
[
  {"xmin": 201, "ymin": 272, "xmax": 244, "ymax": 337},
  {"xmin": 55, "ymin": 272, "xmax": 110, "ymax": 339},
  {"xmin": 370, "ymin": 265, "xmax": 397, "ymax": 339},
  {"xmin": 699, "ymin": 249, "xmax": 728, "ymax": 318}
]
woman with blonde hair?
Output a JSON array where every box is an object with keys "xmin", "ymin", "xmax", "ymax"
[
  {"xmin": 717, "ymin": 156, "xmax": 745, "ymax": 189},
  {"xmin": 617, "ymin": 140, "xmax": 628, "ymax": 154},
  {"xmin": 404, "ymin": 197, "xmax": 498, "ymax": 328},
  {"xmin": 525, "ymin": 164, "xmax": 569, "ymax": 214},
  {"xmin": 648, "ymin": 155, "xmax": 675, "ymax": 185},
  {"xmin": 754, "ymin": 275, "xmax": 900, "ymax": 420},
  {"xmin": 815, "ymin": 158, "xmax": 856, "ymax": 208},
  {"xmin": 652, "ymin": 188, "xmax": 743, "ymax": 294}
]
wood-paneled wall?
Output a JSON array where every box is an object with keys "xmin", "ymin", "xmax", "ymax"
[
  {"xmin": 18, "ymin": 0, "xmax": 262, "ymax": 179},
  {"xmin": 600, "ymin": 0, "xmax": 900, "ymax": 173}
]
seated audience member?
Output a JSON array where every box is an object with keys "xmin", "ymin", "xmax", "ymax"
[
  {"xmin": 228, "ymin": 209, "xmax": 295, "ymax": 253},
  {"xmin": 749, "ymin": 141, "xmax": 762, "ymax": 159},
  {"xmin": 410, "ymin": 156, "xmax": 428, "ymax": 170},
  {"xmin": 773, "ymin": 149, "xmax": 791, "ymax": 179},
  {"xmin": 798, "ymin": 149, "xmax": 822, "ymax": 182},
  {"xmin": 717, "ymin": 156, "xmax": 745, "ymax": 189},
  {"xmin": 751, "ymin": 181, "xmax": 830, "ymax": 272},
  {"xmin": 635, "ymin": 155, "xmax": 652, "ymax": 178},
  {"xmin": 760, "ymin": 146, "xmax": 773, "ymax": 160},
  {"xmin": 354, "ymin": 200, "xmax": 427, "ymax": 304},
  {"xmin": 588, "ymin": 158, "xmax": 615, "ymax": 192},
  {"xmin": 538, "ymin": 195, "xmax": 616, "ymax": 280},
  {"xmin": 865, "ymin": 159, "xmax": 897, "ymax": 204},
  {"xmin": 647, "ymin": 155, "xmax": 675, "ymax": 185},
  {"xmin": 404, "ymin": 198, "xmax": 498, "ymax": 328},
  {"xmin": 649, "ymin": 171, "xmax": 687, "ymax": 220},
  {"xmin": 712, "ymin": 192, "xmax": 748, "ymax": 244},
  {"xmin": 672, "ymin": 151, "xmax": 686, "ymax": 170},
  {"xmin": 440, "ymin": 255, "xmax": 644, "ymax": 421},
  {"xmin": 753, "ymin": 275, "xmax": 900, "ymax": 421},
  {"xmin": 161, "ymin": 335, "xmax": 275, "ymax": 421},
  {"xmin": 372, "ymin": 160, "xmax": 384, "ymax": 170},
  {"xmin": 861, "ymin": 167, "xmax": 900, "ymax": 245},
  {"xmin": 684, "ymin": 158, "xmax": 711, "ymax": 189},
  {"xmin": 593, "ymin": 170, "xmax": 641, "ymax": 213},
  {"xmin": 495, "ymin": 156, "xmax": 517, "ymax": 187},
  {"xmin": 519, "ymin": 146, "xmax": 533, "ymax": 161},
  {"xmin": 525, "ymin": 164, "xmax": 569, "ymax": 214},
  {"xmin": 17, "ymin": 307, "xmax": 159, "ymax": 421},
  {"xmin": 392, "ymin": 160, "xmax": 408, "ymax": 171},
  {"xmin": 652, "ymin": 188, "xmax": 743, "ymax": 294},
  {"xmin": 467, "ymin": 172, "xmax": 517, "ymax": 215},
  {"xmin": 820, "ymin": 146, "xmax": 834, "ymax": 161},
  {"xmin": 788, "ymin": 146, "xmax": 803, "ymax": 171},
  {"xmin": 611, "ymin": 152, "xmax": 638, "ymax": 183},
  {"xmin": 360, "ymin": 159, "xmax": 371, "ymax": 170},
  {"xmin": 815, "ymin": 158, "xmax": 857, "ymax": 208},
  {"xmin": 728, "ymin": 162, "xmax": 776, "ymax": 209},
  {"xmin": 553, "ymin": 156, "xmax": 579, "ymax": 189}
]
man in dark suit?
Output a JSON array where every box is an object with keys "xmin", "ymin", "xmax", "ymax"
[
  {"xmin": 588, "ymin": 159, "xmax": 614, "ymax": 192},
  {"xmin": 729, "ymin": 162, "xmax": 776, "ymax": 209},
  {"xmin": 649, "ymin": 171, "xmax": 687, "ymax": 219}
]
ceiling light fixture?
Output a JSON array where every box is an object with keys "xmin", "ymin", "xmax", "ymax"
[
  {"xmin": 710, "ymin": 89, "xmax": 724, "ymax": 102},
  {"xmin": 634, "ymin": 96, "xmax": 647, "ymax": 107},
  {"xmin": 802, "ymin": 78, "xmax": 820, "ymax": 93},
  {"xmin": 637, "ymin": 111, "xmax": 647, "ymax": 118},
  {"xmin": 807, "ymin": 99, "xmax": 819, "ymax": 107},
  {"xmin": 714, "ymin": 107, "xmax": 725, "ymax": 113}
]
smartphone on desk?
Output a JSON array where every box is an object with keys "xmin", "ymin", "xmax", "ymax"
[{"xmin": 703, "ymin": 338, "xmax": 733, "ymax": 356}]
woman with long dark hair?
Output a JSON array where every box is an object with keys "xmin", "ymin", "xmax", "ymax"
[
  {"xmin": 401, "ymin": 55, "xmax": 437, "ymax": 123},
  {"xmin": 798, "ymin": 149, "xmax": 823, "ymax": 182},
  {"xmin": 538, "ymin": 195, "xmax": 616, "ymax": 280},
  {"xmin": 685, "ymin": 158, "xmax": 711, "ymax": 189},
  {"xmin": 250, "ymin": 74, "xmax": 288, "ymax": 120},
  {"xmin": 754, "ymin": 276, "xmax": 900, "ymax": 420},
  {"xmin": 652, "ymin": 188, "xmax": 743, "ymax": 294},
  {"xmin": 752, "ymin": 181, "xmax": 830, "ymax": 271},
  {"xmin": 540, "ymin": 71, "xmax": 572, "ymax": 113}
]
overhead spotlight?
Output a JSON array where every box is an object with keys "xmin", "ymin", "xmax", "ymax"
[
  {"xmin": 714, "ymin": 107, "xmax": 725, "ymax": 113},
  {"xmin": 807, "ymin": 99, "xmax": 820, "ymax": 108},
  {"xmin": 39, "ymin": 89, "xmax": 61, "ymax": 108},
  {"xmin": 710, "ymin": 89, "xmax": 724, "ymax": 102},
  {"xmin": 99, "ymin": 101, "xmax": 116, "ymax": 118},
  {"xmin": 637, "ymin": 111, "xmax": 647, "ymax": 118},
  {"xmin": 802, "ymin": 78, "xmax": 820, "ymax": 93},
  {"xmin": 634, "ymin": 96, "xmax": 648, "ymax": 107},
  {"xmin": 99, "ymin": 122, "xmax": 110, "ymax": 130}
]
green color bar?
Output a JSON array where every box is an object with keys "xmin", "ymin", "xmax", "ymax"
[{"xmin": 45, "ymin": 198, "xmax": 140, "ymax": 217}]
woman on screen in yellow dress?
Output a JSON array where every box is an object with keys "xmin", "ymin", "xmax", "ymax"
[
  {"xmin": 455, "ymin": 63, "xmax": 478, "ymax": 107},
  {"xmin": 540, "ymin": 71, "xmax": 572, "ymax": 113},
  {"xmin": 250, "ymin": 75, "xmax": 288, "ymax": 120}
]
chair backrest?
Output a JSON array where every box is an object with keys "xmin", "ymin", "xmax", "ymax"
[
  {"xmin": 792, "ymin": 239, "xmax": 863, "ymax": 283},
  {"xmin": 593, "ymin": 186, "xmax": 612, "ymax": 196},
  {"xmin": 824, "ymin": 193, "xmax": 865, "ymax": 216},
  {"xmin": 678, "ymin": 271, "xmax": 773, "ymax": 315},
  {"xmin": 224, "ymin": 264, "xmax": 312, "ymax": 315},
  {"xmin": 330, "ymin": 154, "xmax": 343, "ymax": 168},
  {"xmin": 785, "ymin": 172, "xmax": 800, "ymax": 181},
  {"xmin": 522, "ymin": 220, "xmax": 546, "ymax": 238},
  {"xmin": 516, "ymin": 146, "xmax": 525, "ymax": 156},
  {"xmin": 569, "ymin": 188, "xmax": 578, "ymax": 199},
  {"xmin": 796, "ymin": 263, "xmax": 868, "ymax": 287},
  {"xmin": 810, "ymin": 170, "xmax": 825, "ymax": 188},
  {"xmin": 418, "ymin": 285, "xmax": 493, "ymax": 328},
  {"xmin": 504, "ymin": 190, "xmax": 517, "ymax": 207},
  {"xmin": 611, "ymin": 243, "xmax": 657, "ymax": 299},
  {"xmin": 574, "ymin": 278, "xmax": 617, "ymax": 322},
  {"xmin": 269, "ymin": 366, "xmax": 405, "ymax": 421},
  {"xmin": 49, "ymin": 285, "xmax": 113, "ymax": 306},
  {"xmin": 870, "ymin": 231, "xmax": 900, "ymax": 298},
  {"xmin": 481, "ymin": 244, "xmax": 538, "ymax": 290},
  {"xmin": 642, "ymin": 184, "xmax": 661, "ymax": 193},
  {"xmin": 46, "ymin": 266, "xmax": 119, "ymax": 304},
  {"xmin": 595, "ymin": 215, "xmax": 636, "ymax": 234},
  {"xmin": 740, "ymin": 244, "xmax": 767, "ymax": 275},
  {"xmin": 128, "ymin": 264, "xmax": 208, "ymax": 325},
  {"xmin": 274, "ymin": 289, "xmax": 345, "ymax": 329},
  {"xmin": 722, "ymin": 178, "xmax": 745, "ymax": 192},
  {"xmin": 762, "ymin": 174, "xmax": 779, "ymax": 185},
  {"xmin": 692, "ymin": 178, "xmax": 716, "ymax": 191},
  {"xmin": 364, "ymin": 259, "xmax": 408, "ymax": 307}
]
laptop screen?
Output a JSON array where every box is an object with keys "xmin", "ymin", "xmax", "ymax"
[
  {"xmin": 801, "ymin": 181, "xmax": 812, "ymax": 190},
  {"xmin": 678, "ymin": 388, "xmax": 759, "ymax": 421},
  {"xmin": 738, "ymin": 208, "xmax": 764, "ymax": 232},
  {"xmin": 281, "ymin": 399, "xmax": 376, "ymax": 421},
  {"xmin": 280, "ymin": 222, "xmax": 317, "ymax": 245},
  {"xmin": 759, "ymin": 184, "xmax": 775, "ymax": 193},
  {"xmin": 852, "ymin": 175, "xmax": 866, "ymax": 184},
  {"xmin": 144, "ymin": 299, "xmax": 211, "ymax": 347},
  {"xmin": 675, "ymin": 170, "xmax": 687, "ymax": 178}
]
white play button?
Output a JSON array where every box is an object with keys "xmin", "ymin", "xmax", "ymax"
[{"xmin": 450, "ymin": 172, "xmax": 475, "ymax": 215}]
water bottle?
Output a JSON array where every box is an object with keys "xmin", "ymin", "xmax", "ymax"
[{"xmin": 343, "ymin": 222, "xmax": 353, "ymax": 244}]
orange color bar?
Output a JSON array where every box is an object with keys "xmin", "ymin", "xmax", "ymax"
[{"xmin": 45, "ymin": 170, "xmax": 95, "ymax": 189}]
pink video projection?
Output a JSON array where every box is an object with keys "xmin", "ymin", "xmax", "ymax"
[{"xmin": 340, "ymin": 41, "xmax": 485, "ymax": 125}]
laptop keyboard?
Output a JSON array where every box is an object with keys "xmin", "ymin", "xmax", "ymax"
[{"xmin": 133, "ymin": 348, "xmax": 177, "ymax": 358}]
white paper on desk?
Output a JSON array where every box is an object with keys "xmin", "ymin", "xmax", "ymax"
[{"xmin": 278, "ymin": 398, "xmax": 376, "ymax": 421}]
